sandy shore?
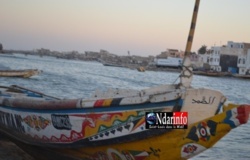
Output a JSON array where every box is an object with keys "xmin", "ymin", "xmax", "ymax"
[{"xmin": 0, "ymin": 138, "xmax": 34, "ymax": 160}]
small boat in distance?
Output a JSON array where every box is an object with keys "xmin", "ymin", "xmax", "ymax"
[
  {"xmin": 232, "ymin": 74, "xmax": 250, "ymax": 79},
  {"xmin": 193, "ymin": 70, "xmax": 231, "ymax": 77},
  {"xmin": 0, "ymin": 69, "xmax": 41, "ymax": 78},
  {"xmin": 100, "ymin": 59, "xmax": 124, "ymax": 68},
  {"xmin": 137, "ymin": 66, "xmax": 145, "ymax": 72},
  {"xmin": 102, "ymin": 62, "xmax": 123, "ymax": 67}
]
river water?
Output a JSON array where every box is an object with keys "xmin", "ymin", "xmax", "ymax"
[{"xmin": 0, "ymin": 53, "xmax": 249, "ymax": 160}]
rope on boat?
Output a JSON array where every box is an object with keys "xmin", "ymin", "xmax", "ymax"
[{"xmin": 10, "ymin": 85, "xmax": 61, "ymax": 100}]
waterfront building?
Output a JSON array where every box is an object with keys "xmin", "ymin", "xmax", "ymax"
[
  {"xmin": 153, "ymin": 49, "xmax": 184, "ymax": 68},
  {"xmin": 237, "ymin": 49, "xmax": 250, "ymax": 75},
  {"xmin": 197, "ymin": 41, "xmax": 250, "ymax": 73},
  {"xmin": 198, "ymin": 46, "xmax": 221, "ymax": 72},
  {"xmin": 189, "ymin": 53, "xmax": 203, "ymax": 69},
  {"xmin": 220, "ymin": 41, "xmax": 250, "ymax": 75},
  {"xmin": 157, "ymin": 49, "xmax": 184, "ymax": 58},
  {"xmin": 220, "ymin": 54, "xmax": 238, "ymax": 73}
]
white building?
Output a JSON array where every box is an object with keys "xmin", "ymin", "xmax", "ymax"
[
  {"xmin": 227, "ymin": 41, "xmax": 244, "ymax": 49},
  {"xmin": 199, "ymin": 46, "xmax": 221, "ymax": 72},
  {"xmin": 220, "ymin": 41, "xmax": 245, "ymax": 56},
  {"xmin": 226, "ymin": 41, "xmax": 250, "ymax": 75},
  {"xmin": 190, "ymin": 53, "xmax": 203, "ymax": 69},
  {"xmin": 238, "ymin": 50, "xmax": 250, "ymax": 75},
  {"xmin": 197, "ymin": 41, "xmax": 250, "ymax": 73}
]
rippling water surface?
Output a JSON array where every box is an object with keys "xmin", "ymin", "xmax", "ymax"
[{"xmin": 0, "ymin": 53, "xmax": 250, "ymax": 160}]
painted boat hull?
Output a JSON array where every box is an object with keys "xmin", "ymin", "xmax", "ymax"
[
  {"xmin": 0, "ymin": 84, "xmax": 243, "ymax": 160},
  {"xmin": 56, "ymin": 104, "xmax": 250, "ymax": 160},
  {"xmin": 2, "ymin": 103, "xmax": 249, "ymax": 160},
  {"xmin": 0, "ymin": 84, "xmax": 227, "ymax": 147}
]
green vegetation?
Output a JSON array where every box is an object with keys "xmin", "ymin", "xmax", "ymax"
[{"xmin": 198, "ymin": 45, "xmax": 207, "ymax": 54}]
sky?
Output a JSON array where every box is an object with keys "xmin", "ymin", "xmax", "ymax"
[{"xmin": 1, "ymin": 0, "xmax": 250, "ymax": 56}]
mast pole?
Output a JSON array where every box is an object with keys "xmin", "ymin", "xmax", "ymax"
[{"xmin": 180, "ymin": 0, "xmax": 200, "ymax": 88}]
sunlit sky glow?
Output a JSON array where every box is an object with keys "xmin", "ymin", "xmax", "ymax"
[{"xmin": 1, "ymin": 0, "xmax": 250, "ymax": 56}]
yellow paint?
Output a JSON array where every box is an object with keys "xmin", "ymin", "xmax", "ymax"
[
  {"xmin": 184, "ymin": 0, "xmax": 200, "ymax": 56},
  {"xmin": 57, "ymin": 104, "xmax": 246, "ymax": 160},
  {"xmin": 103, "ymin": 99, "xmax": 113, "ymax": 106},
  {"xmin": 223, "ymin": 103, "xmax": 239, "ymax": 112}
]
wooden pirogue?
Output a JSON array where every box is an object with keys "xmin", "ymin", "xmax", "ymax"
[
  {"xmin": 0, "ymin": 69, "xmax": 41, "ymax": 78},
  {"xmin": 0, "ymin": 1, "xmax": 249, "ymax": 160}
]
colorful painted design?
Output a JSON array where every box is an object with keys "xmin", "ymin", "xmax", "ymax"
[
  {"xmin": 181, "ymin": 143, "xmax": 207, "ymax": 159},
  {"xmin": 223, "ymin": 107, "xmax": 249, "ymax": 128},
  {"xmin": 183, "ymin": 144, "xmax": 197, "ymax": 153},
  {"xmin": 125, "ymin": 150, "xmax": 150, "ymax": 160},
  {"xmin": 186, "ymin": 120, "xmax": 217, "ymax": 142},
  {"xmin": 23, "ymin": 115, "xmax": 51, "ymax": 131},
  {"xmin": 19, "ymin": 110, "xmax": 151, "ymax": 144},
  {"xmin": 92, "ymin": 151, "xmax": 109, "ymax": 160},
  {"xmin": 196, "ymin": 121, "xmax": 211, "ymax": 141},
  {"xmin": 86, "ymin": 117, "xmax": 147, "ymax": 142},
  {"xmin": 80, "ymin": 98, "xmax": 123, "ymax": 108},
  {"xmin": 0, "ymin": 102, "xmax": 249, "ymax": 160},
  {"xmin": 0, "ymin": 111, "xmax": 25, "ymax": 133},
  {"xmin": 51, "ymin": 114, "xmax": 72, "ymax": 130},
  {"xmin": 70, "ymin": 110, "xmax": 148, "ymax": 140},
  {"xmin": 89, "ymin": 149, "xmax": 150, "ymax": 160},
  {"xmin": 11, "ymin": 108, "xmax": 166, "ymax": 145},
  {"xmin": 94, "ymin": 99, "xmax": 113, "ymax": 107}
]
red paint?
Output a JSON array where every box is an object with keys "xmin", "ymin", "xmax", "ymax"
[
  {"xmin": 236, "ymin": 105, "xmax": 250, "ymax": 124},
  {"xmin": 94, "ymin": 99, "xmax": 105, "ymax": 107}
]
